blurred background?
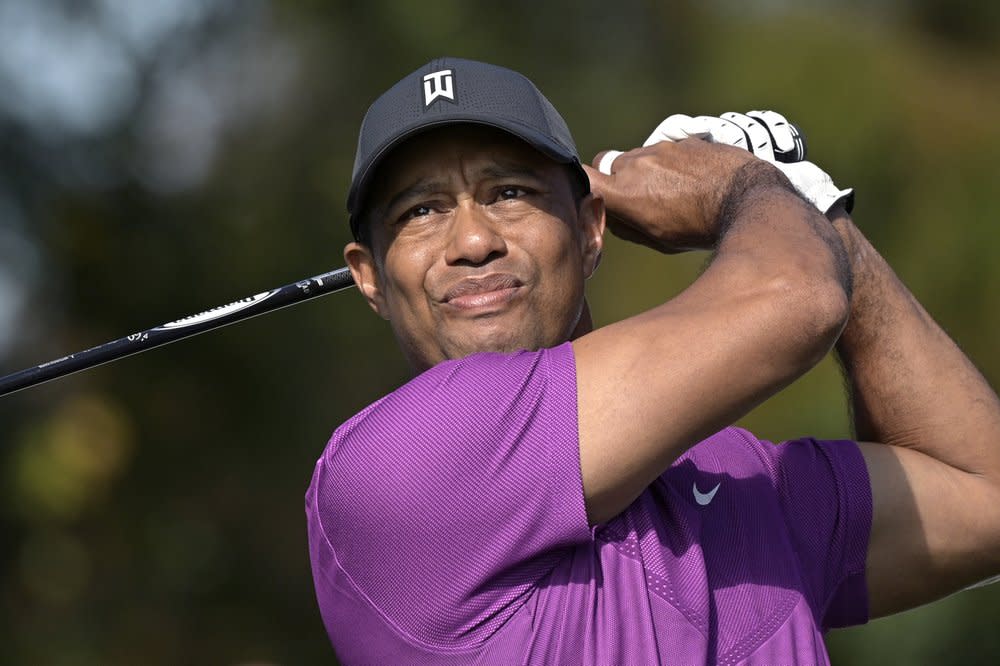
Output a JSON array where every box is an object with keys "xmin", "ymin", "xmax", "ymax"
[{"xmin": 0, "ymin": 0, "xmax": 997, "ymax": 663}]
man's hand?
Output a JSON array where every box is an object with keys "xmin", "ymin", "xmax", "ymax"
[
  {"xmin": 582, "ymin": 139, "xmax": 773, "ymax": 253},
  {"xmin": 631, "ymin": 111, "xmax": 854, "ymax": 215}
]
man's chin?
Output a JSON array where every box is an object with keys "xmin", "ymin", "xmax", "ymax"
[
  {"xmin": 449, "ymin": 338, "xmax": 538, "ymax": 359},
  {"xmin": 407, "ymin": 330, "xmax": 562, "ymax": 373},
  {"xmin": 403, "ymin": 308, "xmax": 580, "ymax": 370},
  {"xmin": 433, "ymin": 303, "xmax": 588, "ymax": 362},
  {"xmin": 443, "ymin": 326, "xmax": 552, "ymax": 360}
]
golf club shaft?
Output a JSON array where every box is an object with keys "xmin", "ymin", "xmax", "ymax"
[{"xmin": 0, "ymin": 267, "xmax": 356, "ymax": 397}]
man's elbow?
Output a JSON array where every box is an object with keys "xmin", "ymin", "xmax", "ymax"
[
  {"xmin": 772, "ymin": 269, "xmax": 850, "ymax": 366},
  {"xmin": 812, "ymin": 274, "xmax": 851, "ymax": 345}
]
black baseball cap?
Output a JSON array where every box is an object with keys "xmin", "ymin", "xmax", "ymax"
[{"xmin": 347, "ymin": 57, "xmax": 590, "ymax": 241}]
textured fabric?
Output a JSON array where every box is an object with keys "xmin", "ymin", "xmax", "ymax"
[{"xmin": 306, "ymin": 342, "xmax": 873, "ymax": 664}]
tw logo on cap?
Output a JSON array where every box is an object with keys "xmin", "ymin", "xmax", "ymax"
[{"xmin": 422, "ymin": 69, "xmax": 455, "ymax": 107}]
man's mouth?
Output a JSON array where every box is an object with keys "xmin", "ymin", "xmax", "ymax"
[{"xmin": 442, "ymin": 274, "xmax": 524, "ymax": 311}]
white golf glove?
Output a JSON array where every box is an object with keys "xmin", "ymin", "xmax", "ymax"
[
  {"xmin": 718, "ymin": 110, "xmax": 853, "ymax": 214},
  {"xmin": 601, "ymin": 110, "xmax": 854, "ymax": 214}
]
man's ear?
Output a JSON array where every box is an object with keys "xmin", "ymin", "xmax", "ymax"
[
  {"xmin": 344, "ymin": 241, "xmax": 390, "ymax": 320},
  {"xmin": 578, "ymin": 192, "xmax": 606, "ymax": 279}
]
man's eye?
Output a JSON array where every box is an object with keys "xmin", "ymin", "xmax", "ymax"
[
  {"xmin": 400, "ymin": 205, "xmax": 433, "ymax": 221},
  {"xmin": 497, "ymin": 186, "xmax": 528, "ymax": 200}
]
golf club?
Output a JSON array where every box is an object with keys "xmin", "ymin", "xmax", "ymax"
[{"xmin": 0, "ymin": 267, "xmax": 356, "ymax": 397}]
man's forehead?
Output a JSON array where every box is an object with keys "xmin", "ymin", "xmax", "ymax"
[
  {"xmin": 370, "ymin": 125, "xmax": 558, "ymax": 199},
  {"xmin": 387, "ymin": 125, "xmax": 550, "ymax": 170}
]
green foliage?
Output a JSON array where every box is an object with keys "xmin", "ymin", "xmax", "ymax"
[{"xmin": 0, "ymin": 1, "xmax": 997, "ymax": 663}]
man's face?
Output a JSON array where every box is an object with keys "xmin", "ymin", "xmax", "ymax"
[{"xmin": 344, "ymin": 125, "xmax": 604, "ymax": 371}]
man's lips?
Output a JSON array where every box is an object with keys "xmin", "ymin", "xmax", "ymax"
[{"xmin": 442, "ymin": 274, "xmax": 524, "ymax": 311}]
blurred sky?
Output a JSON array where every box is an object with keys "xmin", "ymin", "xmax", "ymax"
[{"xmin": 0, "ymin": 0, "xmax": 297, "ymax": 354}]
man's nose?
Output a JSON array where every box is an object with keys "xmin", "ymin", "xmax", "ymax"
[{"xmin": 444, "ymin": 201, "xmax": 507, "ymax": 266}]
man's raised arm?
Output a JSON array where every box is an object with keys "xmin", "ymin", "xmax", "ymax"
[
  {"xmin": 830, "ymin": 205, "xmax": 1000, "ymax": 617},
  {"xmin": 575, "ymin": 140, "xmax": 851, "ymax": 525}
]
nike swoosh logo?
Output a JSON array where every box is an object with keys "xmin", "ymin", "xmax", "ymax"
[{"xmin": 692, "ymin": 482, "xmax": 721, "ymax": 506}]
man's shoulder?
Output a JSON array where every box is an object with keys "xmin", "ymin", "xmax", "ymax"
[
  {"xmin": 335, "ymin": 344, "xmax": 573, "ymax": 429},
  {"xmin": 322, "ymin": 343, "xmax": 576, "ymax": 472}
]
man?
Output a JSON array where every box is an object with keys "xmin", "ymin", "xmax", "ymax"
[{"xmin": 306, "ymin": 57, "xmax": 1000, "ymax": 664}]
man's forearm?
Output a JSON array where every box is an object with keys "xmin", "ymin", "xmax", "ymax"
[
  {"xmin": 712, "ymin": 162, "xmax": 852, "ymax": 308},
  {"xmin": 832, "ymin": 209, "xmax": 1000, "ymax": 478}
]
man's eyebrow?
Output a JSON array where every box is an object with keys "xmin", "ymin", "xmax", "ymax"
[{"xmin": 379, "ymin": 179, "xmax": 450, "ymax": 218}]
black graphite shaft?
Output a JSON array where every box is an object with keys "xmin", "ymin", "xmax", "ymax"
[{"xmin": 0, "ymin": 267, "xmax": 355, "ymax": 397}]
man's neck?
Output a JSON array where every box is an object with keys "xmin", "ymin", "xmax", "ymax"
[{"xmin": 570, "ymin": 300, "xmax": 594, "ymax": 340}]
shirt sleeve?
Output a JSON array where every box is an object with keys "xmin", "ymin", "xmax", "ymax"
[
  {"xmin": 765, "ymin": 436, "xmax": 873, "ymax": 629},
  {"xmin": 306, "ymin": 342, "xmax": 592, "ymax": 647}
]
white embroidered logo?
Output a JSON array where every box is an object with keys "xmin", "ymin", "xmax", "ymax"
[
  {"xmin": 423, "ymin": 69, "xmax": 455, "ymax": 107},
  {"xmin": 692, "ymin": 482, "xmax": 721, "ymax": 506}
]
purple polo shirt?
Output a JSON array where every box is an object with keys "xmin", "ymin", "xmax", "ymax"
[{"xmin": 306, "ymin": 342, "xmax": 872, "ymax": 664}]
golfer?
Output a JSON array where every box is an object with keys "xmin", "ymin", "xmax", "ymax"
[{"xmin": 306, "ymin": 57, "xmax": 1000, "ymax": 664}]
